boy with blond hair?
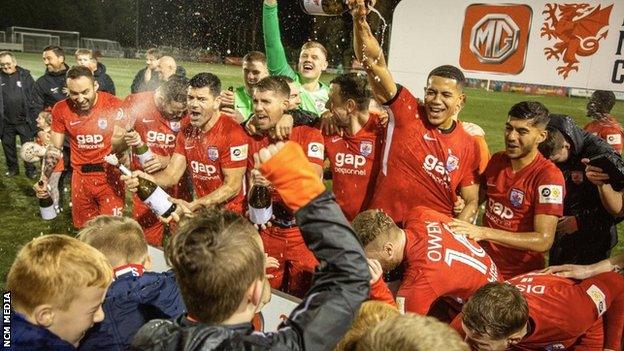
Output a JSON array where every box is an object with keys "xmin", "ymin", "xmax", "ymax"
[
  {"xmin": 76, "ymin": 215, "xmax": 185, "ymax": 351},
  {"xmin": 7, "ymin": 235, "xmax": 112, "ymax": 350}
]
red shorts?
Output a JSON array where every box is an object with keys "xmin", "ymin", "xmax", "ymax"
[
  {"xmin": 261, "ymin": 225, "xmax": 318, "ymax": 298},
  {"xmin": 71, "ymin": 168, "xmax": 124, "ymax": 228}
]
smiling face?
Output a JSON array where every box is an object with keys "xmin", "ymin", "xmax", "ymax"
[
  {"xmin": 48, "ymin": 285, "xmax": 108, "ymax": 347},
  {"xmin": 67, "ymin": 76, "xmax": 98, "ymax": 112},
  {"xmin": 297, "ymin": 47, "xmax": 328, "ymax": 81},
  {"xmin": 187, "ymin": 86, "xmax": 220, "ymax": 129},
  {"xmin": 0, "ymin": 54, "xmax": 17, "ymax": 75},
  {"xmin": 504, "ymin": 117, "xmax": 547, "ymax": 159},
  {"xmin": 252, "ymin": 89, "xmax": 288, "ymax": 131},
  {"xmin": 423, "ymin": 76, "xmax": 465, "ymax": 129},
  {"xmin": 43, "ymin": 50, "xmax": 65, "ymax": 73}
]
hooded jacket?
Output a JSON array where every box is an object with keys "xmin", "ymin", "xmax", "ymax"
[
  {"xmin": 31, "ymin": 63, "xmax": 69, "ymax": 117},
  {"xmin": 93, "ymin": 62, "xmax": 116, "ymax": 96},
  {"xmin": 546, "ymin": 115, "xmax": 622, "ymax": 260},
  {"xmin": 0, "ymin": 66, "xmax": 35, "ymax": 135},
  {"xmin": 130, "ymin": 190, "xmax": 370, "ymax": 351}
]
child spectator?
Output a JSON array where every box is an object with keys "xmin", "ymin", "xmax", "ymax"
[
  {"xmin": 334, "ymin": 301, "xmax": 399, "ymax": 351},
  {"xmin": 35, "ymin": 110, "xmax": 63, "ymax": 210},
  {"xmin": 76, "ymin": 215, "xmax": 186, "ymax": 351},
  {"xmin": 6, "ymin": 235, "xmax": 112, "ymax": 350}
]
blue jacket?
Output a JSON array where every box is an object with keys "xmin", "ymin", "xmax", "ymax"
[
  {"xmin": 78, "ymin": 270, "xmax": 185, "ymax": 351},
  {"xmin": 8, "ymin": 310, "xmax": 76, "ymax": 351}
]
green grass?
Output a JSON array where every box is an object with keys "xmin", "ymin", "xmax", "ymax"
[{"xmin": 1, "ymin": 52, "xmax": 624, "ymax": 288}]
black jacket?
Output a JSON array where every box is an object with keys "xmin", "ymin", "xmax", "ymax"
[
  {"xmin": 547, "ymin": 115, "xmax": 622, "ymax": 263},
  {"xmin": 31, "ymin": 63, "xmax": 69, "ymax": 117},
  {"xmin": 130, "ymin": 191, "xmax": 371, "ymax": 351},
  {"xmin": 94, "ymin": 62, "xmax": 116, "ymax": 96},
  {"xmin": 0, "ymin": 66, "xmax": 36, "ymax": 135},
  {"xmin": 131, "ymin": 66, "xmax": 187, "ymax": 93}
]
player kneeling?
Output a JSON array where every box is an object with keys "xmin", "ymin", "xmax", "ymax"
[
  {"xmin": 352, "ymin": 207, "xmax": 500, "ymax": 318},
  {"xmin": 454, "ymin": 272, "xmax": 624, "ymax": 350},
  {"xmin": 7, "ymin": 235, "xmax": 112, "ymax": 350}
]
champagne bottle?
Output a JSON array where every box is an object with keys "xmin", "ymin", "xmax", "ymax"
[
  {"xmin": 222, "ymin": 86, "xmax": 235, "ymax": 110},
  {"xmin": 300, "ymin": 0, "xmax": 369, "ymax": 16},
  {"xmin": 104, "ymin": 154, "xmax": 177, "ymax": 217},
  {"xmin": 134, "ymin": 142, "xmax": 155, "ymax": 168},
  {"xmin": 248, "ymin": 185, "xmax": 273, "ymax": 225},
  {"xmin": 38, "ymin": 181, "xmax": 57, "ymax": 220}
]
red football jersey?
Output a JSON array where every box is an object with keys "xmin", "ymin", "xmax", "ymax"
[
  {"xmin": 51, "ymin": 92, "xmax": 125, "ymax": 168},
  {"xmin": 482, "ymin": 152, "xmax": 565, "ymax": 279},
  {"xmin": 584, "ymin": 116, "xmax": 624, "ymax": 153},
  {"xmin": 369, "ymin": 86, "xmax": 481, "ymax": 224},
  {"xmin": 324, "ymin": 112, "xmax": 385, "ymax": 221},
  {"xmin": 392, "ymin": 207, "xmax": 500, "ymax": 314},
  {"xmin": 507, "ymin": 272, "xmax": 624, "ymax": 350},
  {"xmin": 173, "ymin": 114, "xmax": 249, "ymax": 210}
]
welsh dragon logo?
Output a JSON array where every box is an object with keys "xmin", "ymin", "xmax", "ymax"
[{"xmin": 540, "ymin": 3, "xmax": 613, "ymax": 79}]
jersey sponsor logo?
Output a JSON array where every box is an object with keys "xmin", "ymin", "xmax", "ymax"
[
  {"xmin": 76, "ymin": 134, "xmax": 104, "ymax": 149},
  {"xmin": 98, "ymin": 118, "xmax": 108, "ymax": 130},
  {"xmin": 360, "ymin": 140, "xmax": 373, "ymax": 157},
  {"xmin": 230, "ymin": 144, "xmax": 248, "ymax": 162},
  {"xmin": 509, "ymin": 188, "xmax": 525, "ymax": 208},
  {"xmin": 515, "ymin": 276, "xmax": 545, "ymax": 294},
  {"xmin": 307, "ymin": 142, "xmax": 324, "ymax": 160},
  {"xmin": 423, "ymin": 154, "xmax": 451, "ymax": 188},
  {"xmin": 586, "ymin": 284, "xmax": 607, "ymax": 316},
  {"xmin": 538, "ymin": 185, "xmax": 563, "ymax": 204},
  {"xmin": 146, "ymin": 131, "xmax": 176, "ymax": 145},
  {"xmin": 487, "ymin": 198, "xmax": 514, "ymax": 220},
  {"xmin": 607, "ymin": 134, "xmax": 621, "ymax": 145},
  {"xmin": 335, "ymin": 153, "xmax": 366, "ymax": 169},
  {"xmin": 208, "ymin": 146, "xmax": 219, "ymax": 161},
  {"xmin": 190, "ymin": 160, "xmax": 217, "ymax": 177}
]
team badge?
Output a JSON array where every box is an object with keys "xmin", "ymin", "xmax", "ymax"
[
  {"xmin": 360, "ymin": 140, "xmax": 373, "ymax": 157},
  {"xmin": 570, "ymin": 170, "xmax": 583, "ymax": 185},
  {"xmin": 207, "ymin": 146, "xmax": 219, "ymax": 161},
  {"xmin": 446, "ymin": 149, "xmax": 459, "ymax": 173},
  {"xmin": 97, "ymin": 118, "xmax": 108, "ymax": 130},
  {"xmin": 169, "ymin": 121, "xmax": 181, "ymax": 132},
  {"xmin": 509, "ymin": 188, "xmax": 525, "ymax": 208}
]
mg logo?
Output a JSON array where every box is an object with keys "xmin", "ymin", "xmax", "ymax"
[
  {"xmin": 460, "ymin": 4, "xmax": 532, "ymax": 74},
  {"xmin": 470, "ymin": 14, "xmax": 519, "ymax": 64}
]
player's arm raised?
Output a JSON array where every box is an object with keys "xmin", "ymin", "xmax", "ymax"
[
  {"xmin": 349, "ymin": 0, "xmax": 396, "ymax": 103},
  {"xmin": 449, "ymin": 214, "xmax": 558, "ymax": 253},
  {"xmin": 193, "ymin": 166, "xmax": 246, "ymax": 209}
]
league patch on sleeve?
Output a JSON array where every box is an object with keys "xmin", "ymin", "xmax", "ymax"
[
  {"xmin": 606, "ymin": 134, "xmax": 621, "ymax": 145},
  {"xmin": 395, "ymin": 296, "xmax": 406, "ymax": 314},
  {"xmin": 538, "ymin": 185, "xmax": 563, "ymax": 204},
  {"xmin": 307, "ymin": 142, "xmax": 324, "ymax": 160},
  {"xmin": 230, "ymin": 144, "xmax": 248, "ymax": 162},
  {"xmin": 585, "ymin": 284, "xmax": 606, "ymax": 317}
]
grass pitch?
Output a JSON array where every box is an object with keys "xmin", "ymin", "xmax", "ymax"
[{"xmin": 1, "ymin": 52, "xmax": 623, "ymax": 287}]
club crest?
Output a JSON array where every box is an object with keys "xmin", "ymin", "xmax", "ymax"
[
  {"xmin": 98, "ymin": 118, "xmax": 108, "ymax": 130},
  {"xmin": 208, "ymin": 146, "xmax": 219, "ymax": 161},
  {"xmin": 509, "ymin": 188, "xmax": 525, "ymax": 208},
  {"xmin": 360, "ymin": 140, "xmax": 373, "ymax": 157}
]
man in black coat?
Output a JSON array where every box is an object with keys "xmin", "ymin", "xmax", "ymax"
[
  {"xmin": 130, "ymin": 48, "xmax": 163, "ymax": 93},
  {"xmin": 539, "ymin": 114, "xmax": 623, "ymax": 264},
  {"xmin": 0, "ymin": 51, "xmax": 37, "ymax": 178},
  {"xmin": 75, "ymin": 49, "xmax": 116, "ymax": 95}
]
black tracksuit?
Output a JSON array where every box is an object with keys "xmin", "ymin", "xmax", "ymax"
[
  {"xmin": 547, "ymin": 115, "xmax": 623, "ymax": 265},
  {"xmin": 131, "ymin": 190, "xmax": 370, "ymax": 351},
  {"xmin": 94, "ymin": 62, "xmax": 116, "ymax": 96},
  {"xmin": 0, "ymin": 66, "xmax": 36, "ymax": 175}
]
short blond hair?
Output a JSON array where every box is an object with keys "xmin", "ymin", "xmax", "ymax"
[
  {"xmin": 78, "ymin": 215, "xmax": 148, "ymax": 267},
  {"xmin": 7, "ymin": 235, "xmax": 112, "ymax": 314},
  {"xmin": 74, "ymin": 48, "xmax": 93, "ymax": 58},
  {"xmin": 356, "ymin": 314, "xmax": 469, "ymax": 351},
  {"xmin": 301, "ymin": 41, "xmax": 328, "ymax": 59},
  {"xmin": 351, "ymin": 209, "xmax": 397, "ymax": 247},
  {"xmin": 335, "ymin": 301, "xmax": 399, "ymax": 351}
]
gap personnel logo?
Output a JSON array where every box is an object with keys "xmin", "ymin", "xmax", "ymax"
[
  {"xmin": 541, "ymin": 3, "xmax": 613, "ymax": 79},
  {"xmin": 460, "ymin": 4, "xmax": 532, "ymax": 74}
]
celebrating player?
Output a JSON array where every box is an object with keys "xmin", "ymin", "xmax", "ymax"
[
  {"xmin": 117, "ymin": 76, "xmax": 192, "ymax": 246},
  {"xmin": 349, "ymin": 0, "xmax": 482, "ymax": 225},
  {"xmin": 324, "ymin": 73, "xmax": 385, "ymax": 221},
  {"xmin": 122, "ymin": 73, "xmax": 248, "ymax": 215},
  {"xmin": 352, "ymin": 207, "xmax": 500, "ymax": 317},
  {"xmin": 35, "ymin": 65, "xmax": 126, "ymax": 228},
  {"xmin": 454, "ymin": 272, "xmax": 624, "ymax": 350},
  {"xmin": 449, "ymin": 102, "xmax": 565, "ymax": 279},
  {"xmin": 247, "ymin": 76, "xmax": 324, "ymax": 297}
]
